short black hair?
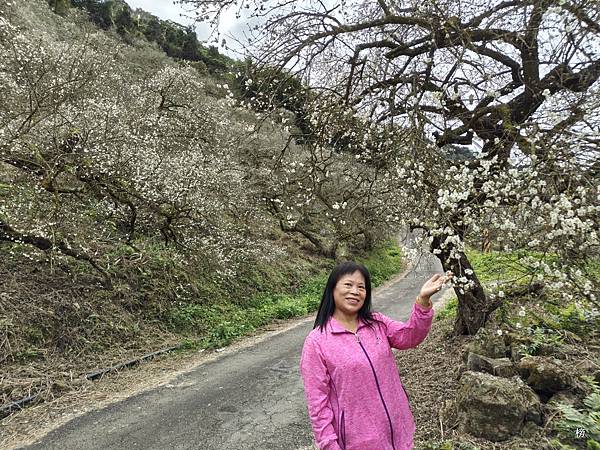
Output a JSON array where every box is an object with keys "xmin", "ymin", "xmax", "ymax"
[{"xmin": 313, "ymin": 261, "xmax": 374, "ymax": 331}]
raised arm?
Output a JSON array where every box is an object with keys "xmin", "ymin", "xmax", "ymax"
[
  {"xmin": 374, "ymin": 304, "xmax": 434, "ymax": 350},
  {"xmin": 375, "ymin": 272, "xmax": 452, "ymax": 349},
  {"xmin": 300, "ymin": 336, "xmax": 342, "ymax": 450}
]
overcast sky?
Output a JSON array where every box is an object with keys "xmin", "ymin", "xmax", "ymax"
[{"xmin": 124, "ymin": 0, "xmax": 248, "ymax": 57}]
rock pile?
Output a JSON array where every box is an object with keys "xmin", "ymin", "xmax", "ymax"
[{"xmin": 440, "ymin": 325, "xmax": 597, "ymax": 442}]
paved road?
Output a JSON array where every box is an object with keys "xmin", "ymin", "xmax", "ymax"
[{"xmin": 23, "ymin": 249, "xmax": 443, "ymax": 450}]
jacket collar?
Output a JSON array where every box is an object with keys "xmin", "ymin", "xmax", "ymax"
[{"xmin": 327, "ymin": 316, "xmax": 368, "ymax": 334}]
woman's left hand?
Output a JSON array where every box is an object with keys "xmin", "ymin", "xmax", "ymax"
[{"xmin": 417, "ymin": 272, "xmax": 454, "ymax": 306}]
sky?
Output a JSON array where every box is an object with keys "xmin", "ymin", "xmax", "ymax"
[{"xmin": 124, "ymin": 0, "xmax": 249, "ymax": 57}]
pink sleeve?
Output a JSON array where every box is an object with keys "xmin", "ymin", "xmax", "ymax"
[
  {"xmin": 300, "ymin": 335, "xmax": 342, "ymax": 450},
  {"xmin": 375, "ymin": 303, "xmax": 433, "ymax": 350}
]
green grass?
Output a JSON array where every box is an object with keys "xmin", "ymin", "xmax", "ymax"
[
  {"xmin": 435, "ymin": 296, "xmax": 458, "ymax": 321},
  {"xmin": 2, "ymin": 234, "xmax": 405, "ymax": 368},
  {"xmin": 438, "ymin": 248, "xmax": 559, "ymax": 321},
  {"xmin": 461, "ymin": 249, "xmax": 600, "ymax": 339},
  {"xmin": 358, "ymin": 243, "xmax": 403, "ymax": 286},
  {"xmin": 418, "ymin": 440, "xmax": 481, "ymax": 450},
  {"xmin": 168, "ymin": 241, "xmax": 405, "ymax": 349},
  {"xmin": 465, "ymin": 249, "xmax": 556, "ymax": 284},
  {"xmin": 423, "ymin": 249, "xmax": 599, "ymax": 326}
]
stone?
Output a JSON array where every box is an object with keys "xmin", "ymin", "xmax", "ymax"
[
  {"xmin": 520, "ymin": 421, "xmax": 543, "ymax": 439},
  {"xmin": 574, "ymin": 358, "xmax": 600, "ymax": 378},
  {"xmin": 509, "ymin": 342, "xmax": 528, "ymax": 362},
  {"xmin": 535, "ymin": 343, "xmax": 560, "ymax": 357},
  {"xmin": 547, "ymin": 390, "xmax": 580, "ymax": 409},
  {"xmin": 518, "ymin": 356, "xmax": 574, "ymax": 395},
  {"xmin": 503, "ymin": 331, "xmax": 528, "ymax": 362},
  {"xmin": 463, "ymin": 327, "xmax": 508, "ymax": 363},
  {"xmin": 455, "ymin": 371, "xmax": 542, "ymax": 442},
  {"xmin": 467, "ymin": 352, "xmax": 516, "ymax": 378},
  {"xmin": 535, "ymin": 342, "xmax": 580, "ymax": 359}
]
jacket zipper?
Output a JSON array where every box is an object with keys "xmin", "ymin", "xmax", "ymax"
[
  {"xmin": 340, "ymin": 410, "xmax": 346, "ymax": 449},
  {"xmin": 355, "ymin": 332, "xmax": 396, "ymax": 450}
]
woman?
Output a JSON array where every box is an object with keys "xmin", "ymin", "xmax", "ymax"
[{"xmin": 300, "ymin": 261, "xmax": 452, "ymax": 450}]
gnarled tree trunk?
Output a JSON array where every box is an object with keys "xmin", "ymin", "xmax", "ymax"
[{"xmin": 432, "ymin": 235, "xmax": 491, "ymax": 336}]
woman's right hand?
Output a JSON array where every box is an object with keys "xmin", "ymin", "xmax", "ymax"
[{"xmin": 417, "ymin": 272, "xmax": 453, "ymax": 306}]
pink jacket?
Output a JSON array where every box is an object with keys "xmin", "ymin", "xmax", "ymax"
[{"xmin": 300, "ymin": 303, "xmax": 433, "ymax": 450}]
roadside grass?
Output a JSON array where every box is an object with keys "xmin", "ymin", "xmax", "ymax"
[
  {"xmin": 465, "ymin": 249, "xmax": 556, "ymax": 284},
  {"xmin": 169, "ymin": 242, "xmax": 404, "ymax": 349},
  {"xmin": 435, "ymin": 249, "xmax": 599, "ymax": 341},
  {"xmin": 435, "ymin": 297, "xmax": 457, "ymax": 321},
  {"xmin": 435, "ymin": 249, "xmax": 532, "ymax": 321}
]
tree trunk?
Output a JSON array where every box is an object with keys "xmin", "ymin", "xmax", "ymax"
[
  {"xmin": 452, "ymin": 275, "xmax": 489, "ymax": 336},
  {"xmin": 362, "ymin": 229, "xmax": 377, "ymax": 252},
  {"xmin": 432, "ymin": 237, "xmax": 491, "ymax": 335},
  {"xmin": 279, "ymin": 219, "xmax": 338, "ymax": 259}
]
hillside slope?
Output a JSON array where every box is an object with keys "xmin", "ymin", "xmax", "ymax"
[{"xmin": 0, "ymin": 0, "xmax": 403, "ymax": 422}]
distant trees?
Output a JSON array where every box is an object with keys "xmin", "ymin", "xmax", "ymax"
[
  {"xmin": 70, "ymin": 0, "xmax": 114, "ymax": 29},
  {"xmin": 3, "ymin": 0, "xmax": 392, "ymax": 283},
  {"xmin": 183, "ymin": 0, "xmax": 600, "ymax": 335},
  {"xmin": 114, "ymin": 2, "xmax": 132, "ymax": 35},
  {"xmin": 48, "ymin": 0, "xmax": 70, "ymax": 16},
  {"xmin": 143, "ymin": 15, "xmax": 161, "ymax": 42},
  {"xmin": 66, "ymin": 0, "xmax": 233, "ymax": 73},
  {"xmin": 237, "ymin": 120, "xmax": 396, "ymax": 258},
  {"xmin": 233, "ymin": 61, "xmax": 314, "ymax": 140},
  {"xmin": 181, "ymin": 27, "xmax": 201, "ymax": 61}
]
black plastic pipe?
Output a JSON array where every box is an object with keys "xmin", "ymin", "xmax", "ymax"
[{"xmin": 0, "ymin": 344, "xmax": 183, "ymax": 419}]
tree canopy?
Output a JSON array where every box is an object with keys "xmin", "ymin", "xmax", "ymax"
[{"xmin": 182, "ymin": 0, "xmax": 600, "ymax": 334}]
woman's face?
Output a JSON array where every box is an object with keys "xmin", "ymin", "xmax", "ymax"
[{"xmin": 333, "ymin": 270, "xmax": 367, "ymax": 318}]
